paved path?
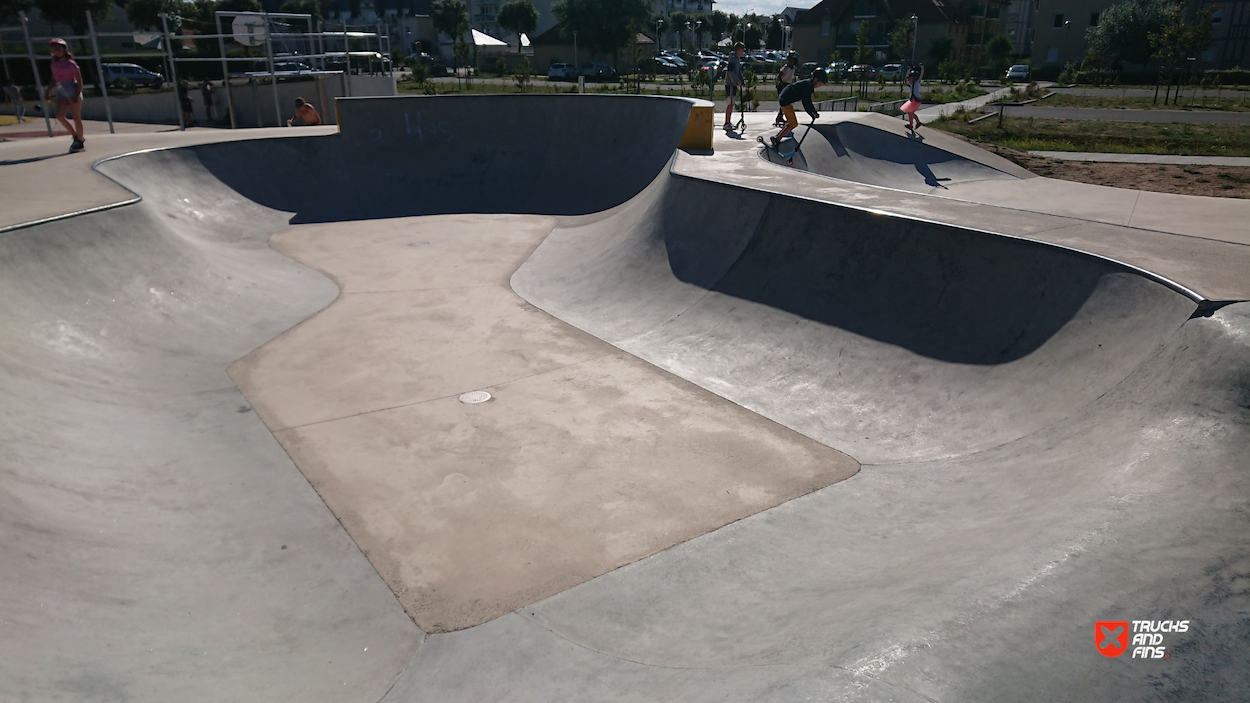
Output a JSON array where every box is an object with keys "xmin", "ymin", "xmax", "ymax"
[
  {"xmin": 1003, "ymin": 105, "xmax": 1250, "ymax": 123},
  {"xmin": 1030, "ymin": 150, "xmax": 1250, "ymax": 166},
  {"xmin": 1052, "ymin": 86, "xmax": 1250, "ymax": 98},
  {"xmin": 917, "ymin": 86, "xmax": 1015, "ymax": 123}
]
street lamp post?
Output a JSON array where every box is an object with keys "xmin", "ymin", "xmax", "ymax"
[
  {"xmin": 695, "ymin": 20, "xmax": 702, "ymax": 51},
  {"xmin": 910, "ymin": 13, "xmax": 918, "ymax": 67},
  {"xmin": 656, "ymin": 18, "xmax": 663, "ymax": 51},
  {"xmin": 784, "ymin": 24, "xmax": 792, "ymax": 54},
  {"xmin": 1061, "ymin": 19, "xmax": 1071, "ymax": 65}
]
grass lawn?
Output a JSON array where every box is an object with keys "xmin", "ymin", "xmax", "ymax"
[
  {"xmin": 932, "ymin": 116, "xmax": 1250, "ymax": 156},
  {"xmin": 1039, "ymin": 93, "xmax": 1250, "ymax": 112}
]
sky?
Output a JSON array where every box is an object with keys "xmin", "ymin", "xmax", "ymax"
[{"xmin": 711, "ymin": 1, "xmax": 808, "ymax": 17}]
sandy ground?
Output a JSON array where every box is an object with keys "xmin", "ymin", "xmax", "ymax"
[{"xmin": 977, "ymin": 142, "xmax": 1250, "ymax": 199}]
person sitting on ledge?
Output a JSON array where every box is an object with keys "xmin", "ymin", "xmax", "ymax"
[{"xmin": 286, "ymin": 97, "xmax": 321, "ymax": 127}]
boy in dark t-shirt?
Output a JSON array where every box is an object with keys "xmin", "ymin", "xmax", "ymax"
[
  {"xmin": 773, "ymin": 68, "xmax": 826, "ymax": 148},
  {"xmin": 723, "ymin": 42, "xmax": 746, "ymax": 130}
]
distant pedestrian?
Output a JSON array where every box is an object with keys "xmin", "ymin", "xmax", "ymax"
[
  {"xmin": 44, "ymin": 38, "xmax": 85, "ymax": 152},
  {"xmin": 200, "ymin": 79, "xmax": 213, "ymax": 124},
  {"xmin": 774, "ymin": 55, "xmax": 797, "ymax": 127},
  {"xmin": 286, "ymin": 97, "xmax": 320, "ymax": 126},
  {"xmin": 3, "ymin": 82, "xmax": 25, "ymax": 122},
  {"xmin": 902, "ymin": 64, "xmax": 924, "ymax": 132},
  {"xmin": 177, "ymin": 80, "xmax": 194, "ymax": 127},
  {"xmin": 723, "ymin": 41, "xmax": 746, "ymax": 131}
]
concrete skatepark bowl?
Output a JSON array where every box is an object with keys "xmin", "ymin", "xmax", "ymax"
[{"xmin": 2, "ymin": 95, "xmax": 1248, "ymax": 702}]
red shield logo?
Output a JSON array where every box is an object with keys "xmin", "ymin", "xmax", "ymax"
[{"xmin": 1096, "ymin": 621, "xmax": 1129, "ymax": 658}]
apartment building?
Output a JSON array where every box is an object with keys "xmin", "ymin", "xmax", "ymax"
[
  {"xmin": 1028, "ymin": 0, "xmax": 1113, "ymax": 67},
  {"xmin": 792, "ymin": 0, "xmax": 1008, "ymax": 66}
]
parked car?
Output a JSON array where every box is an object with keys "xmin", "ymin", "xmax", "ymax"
[
  {"xmin": 1005, "ymin": 64, "xmax": 1031, "ymax": 81},
  {"xmin": 796, "ymin": 61, "xmax": 822, "ymax": 79},
  {"xmin": 102, "ymin": 63, "xmax": 164, "ymax": 89},
  {"xmin": 827, "ymin": 61, "xmax": 848, "ymax": 78},
  {"xmin": 700, "ymin": 59, "xmax": 724, "ymax": 77},
  {"xmin": 847, "ymin": 64, "xmax": 876, "ymax": 78},
  {"xmin": 653, "ymin": 57, "xmax": 682, "ymax": 75},
  {"xmin": 409, "ymin": 53, "xmax": 448, "ymax": 76},
  {"xmin": 880, "ymin": 63, "xmax": 902, "ymax": 80},
  {"xmin": 547, "ymin": 62, "xmax": 577, "ymax": 80},
  {"xmin": 579, "ymin": 61, "xmax": 615, "ymax": 80}
]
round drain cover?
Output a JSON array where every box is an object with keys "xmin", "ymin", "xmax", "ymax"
[{"xmin": 458, "ymin": 391, "xmax": 492, "ymax": 404}]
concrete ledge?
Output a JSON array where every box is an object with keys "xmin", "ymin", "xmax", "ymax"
[{"xmin": 679, "ymin": 99, "xmax": 715, "ymax": 152}]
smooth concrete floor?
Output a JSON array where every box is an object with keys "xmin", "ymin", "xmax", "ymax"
[{"xmin": 233, "ymin": 214, "xmax": 857, "ymax": 632}]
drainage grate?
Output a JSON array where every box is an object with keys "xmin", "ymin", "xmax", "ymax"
[{"xmin": 458, "ymin": 391, "xmax": 492, "ymax": 404}]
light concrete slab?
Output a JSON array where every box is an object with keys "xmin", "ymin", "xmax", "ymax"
[{"xmin": 277, "ymin": 351, "xmax": 856, "ymax": 633}]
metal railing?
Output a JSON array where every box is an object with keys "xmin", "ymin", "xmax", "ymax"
[
  {"xmin": 1, "ymin": 10, "xmax": 392, "ymax": 133},
  {"xmin": 865, "ymin": 98, "xmax": 908, "ymax": 115},
  {"xmin": 814, "ymin": 96, "xmax": 859, "ymax": 111}
]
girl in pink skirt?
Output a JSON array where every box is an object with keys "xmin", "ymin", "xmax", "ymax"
[
  {"xmin": 45, "ymin": 38, "xmax": 86, "ymax": 152},
  {"xmin": 901, "ymin": 64, "xmax": 924, "ymax": 133}
]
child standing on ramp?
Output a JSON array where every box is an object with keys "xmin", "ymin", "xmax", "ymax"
[
  {"xmin": 901, "ymin": 64, "xmax": 924, "ymax": 132},
  {"xmin": 723, "ymin": 42, "xmax": 746, "ymax": 131},
  {"xmin": 772, "ymin": 68, "xmax": 826, "ymax": 149}
]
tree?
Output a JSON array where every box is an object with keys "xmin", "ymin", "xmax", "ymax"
[
  {"xmin": 553, "ymin": 0, "xmax": 650, "ymax": 62},
  {"xmin": 889, "ymin": 17, "xmax": 914, "ymax": 62},
  {"xmin": 668, "ymin": 10, "xmax": 689, "ymax": 50},
  {"xmin": 854, "ymin": 19, "xmax": 870, "ymax": 63},
  {"xmin": 1150, "ymin": 2, "xmax": 1214, "ymax": 103},
  {"xmin": 766, "ymin": 16, "xmax": 783, "ymax": 48},
  {"xmin": 0, "ymin": 0, "xmax": 32, "ymax": 24},
  {"xmin": 709, "ymin": 10, "xmax": 727, "ymax": 45},
  {"xmin": 279, "ymin": 0, "xmax": 322, "ymax": 23},
  {"xmin": 1085, "ymin": 0, "xmax": 1170, "ymax": 68},
  {"xmin": 431, "ymin": 0, "xmax": 470, "ymax": 69},
  {"xmin": 985, "ymin": 33, "xmax": 1013, "ymax": 70},
  {"xmin": 741, "ymin": 13, "xmax": 764, "ymax": 50},
  {"xmin": 126, "ymin": 0, "xmax": 184, "ymax": 32},
  {"xmin": 497, "ymin": 0, "xmax": 538, "ymax": 51},
  {"xmin": 217, "ymin": 0, "xmax": 261, "ymax": 13},
  {"xmin": 35, "ymin": 0, "xmax": 112, "ymax": 36},
  {"xmin": 928, "ymin": 35, "xmax": 953, "ymax": 64},
  {"xmin": 431, "ymin": 0, "xmax": 470, "ymax": 41}
]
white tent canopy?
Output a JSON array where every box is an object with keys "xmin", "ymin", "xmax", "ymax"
[{"xmin": 471, "ymin": 28, "xmax": 507, "ymax": 47}]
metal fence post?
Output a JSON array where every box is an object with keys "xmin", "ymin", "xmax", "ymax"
[
  {"xmin": 85, "ymin": 10, "xmax": 114, "ymax": 134},
  {"xmin": 159, "ymin": 12, "xmax": 184, "ymax": 130},
  {"xmin": 343, "ymin": 21, "xmax": 352, "ymax": 97},
  {"xmin": 18, "ymin": 12, "xmax": 54, "ymax": 137},
  {"xmin": 263, "ymin": 12, "xmax": 281, "ymax": 127},
  {"xmin": 216, "ymin": 12, "xmax": 236, "ymax": 129}
]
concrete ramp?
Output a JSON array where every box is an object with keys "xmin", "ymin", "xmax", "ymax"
[
  {"xmin": 761, "ymin": 113, "xmax": 1032, "ymax": 192},
  {"xmin": 513, "ymin": 165, "xmax": 1195, "ymax": 463}
]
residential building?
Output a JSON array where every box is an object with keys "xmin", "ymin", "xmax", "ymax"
[
  {"xmin": 1028, "ymin": 0, "xmax": 1113, "ymax": 67},
  {"xmin": 1195, "ymin": 0, "xmax": 1250, "ymax": 69},
  {"xmin": 792, "ymin": 0, "xmax": 1009, "ymax": 67},
  {"xmin": 655, "ymin": 0, "xmax": 717, "ymax": 13},
  {"xmin": 1003, "ymin": 0, "xmax": 1035, "ymax": 56}
]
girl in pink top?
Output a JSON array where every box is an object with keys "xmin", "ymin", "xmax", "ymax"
[{"xmin": 46, "ymin": 38, "xmax": 85, "ymax": 152}]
